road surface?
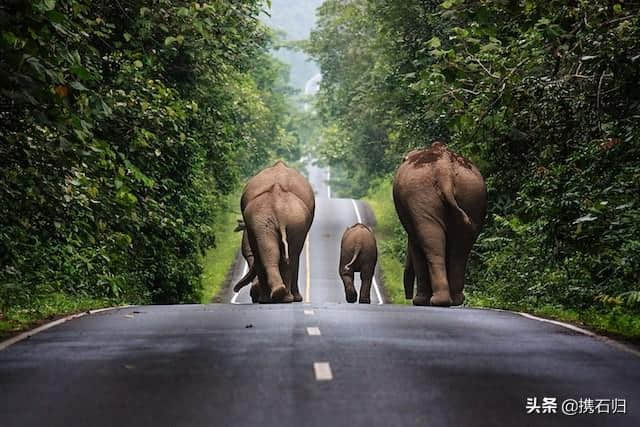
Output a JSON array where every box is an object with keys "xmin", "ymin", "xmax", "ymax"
[{"xmin": 1, "ymin": 162, "xmax": 639, "ymax": 427}]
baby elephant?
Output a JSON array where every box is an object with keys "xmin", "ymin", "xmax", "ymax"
[{"xmin": 339, "ymin": 223, "xmax": 378, "ymax": 304}]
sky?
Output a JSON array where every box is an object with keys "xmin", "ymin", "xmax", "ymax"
[{"xmin": 262, "ymin": 0, "xmax": 324, "ymax": 91}]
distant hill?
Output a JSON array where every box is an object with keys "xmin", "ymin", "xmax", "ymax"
[{"xmin": 262, "ymin": 0, "xmax": 323, "ymax": 91}]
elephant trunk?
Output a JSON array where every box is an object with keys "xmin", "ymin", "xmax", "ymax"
[{"xmin": 234, "ymin": 262, "xmax": 257, "ymax": 292}]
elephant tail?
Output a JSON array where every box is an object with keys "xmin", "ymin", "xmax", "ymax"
[
  {"xmin": 233, "ymin": 262, "xmax": 257, "ymax": 292},
  {"xmin": 342, "ymin": 245, "xmax": 361, "ymax": 273},
  {"xmin": 440, "ymin": 175, "xmax": 473, "ymax": 227},
  {"xmin": 279, "ymin": 224, "xmax": 290, "ymax": 264}
]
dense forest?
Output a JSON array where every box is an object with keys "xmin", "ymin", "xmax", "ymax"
[
  {"xmin": 307, "ymin": 0, "xmax": 639, "ymax": 335},
  {"xmin": 1, "ymin": 0, "xmax": 638, "ymax": 338},
  {"xmin": 0, "ymin": 0, "xmax": 305, "ymax": 331}
]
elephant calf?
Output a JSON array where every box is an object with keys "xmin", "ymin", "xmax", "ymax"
[{"xmin": 339, "ymin": 223, "xmax": 378, "ymax": 304}]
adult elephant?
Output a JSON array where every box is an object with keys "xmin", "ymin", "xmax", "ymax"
[
  {"xmin": 393, "ymin": 142, "xmax": 486, "ymax": 307},
  {"xmin": 234, "ymin": 161, "xmax": 315, "ymax": 303}
]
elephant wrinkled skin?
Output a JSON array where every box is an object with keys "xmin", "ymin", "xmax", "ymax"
[
  {"xmin": 234, "ymin": 161, "xmax": 315, "ymax": 303},
  {"xmin": 393, "ymin": 142, "xmax": 486, "ymax": 307},
  {"xmin": 339, "ymin": 223, "xmax": 378, "ymax": 304}
]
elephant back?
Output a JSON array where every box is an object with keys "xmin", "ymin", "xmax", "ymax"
[
  {"xmin": 393, "ymin": 142, "xmax": 486, "ymax": 227},
  {"xmin": 241, "ymin": 161, "xmax": 315, "ymax": 216}
]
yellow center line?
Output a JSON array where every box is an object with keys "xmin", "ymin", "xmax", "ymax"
[{"xmin": 304, "ymin": 236, "xmax": 311, "ymax": 303}]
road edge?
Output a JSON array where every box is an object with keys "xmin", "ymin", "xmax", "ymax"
[
  {"xmin": 478, "ymin": 307, "xmax": 640, "ymax": 358},
  {"xmin": 212, "ymin": 247, "xmax": 245, "ymax": 303},
  {"xmin": 0, "ymin": 305, "xmax": 134, "ymax": 351}
]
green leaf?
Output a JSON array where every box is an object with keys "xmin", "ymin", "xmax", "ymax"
[
  {"xmin": 71, "ymin": 66, "xmax": 92, "ymax": 81},
  {"xmin": 41, "ymin": 0, "xmax": 56, "ymax": 11},
  {"xmin": 123, "ymin": 32, "xmax": 132, "ymax": 42},
  {"xmin": 440, "ymin": 0, "xmax": 454, "ymax": 9},
  {"xmin": 46, "ymin": 10, "xmax": 65, "ymax": 23},
  {"xmin": 573, "ymin": 214, "xmax": 598, "ymax": 225},
  {"xmin": 101, "ymin": 100, "xmax": 112, "ymax": 116},
  {"xmin": 133, "ymin": 60, "xmax": 143, "ymax": 69},
  {"xmin": 427, "ymin": 37, "xmax": 441, "ymax": 49},
  {"xmin": 69, "ymin": 81, "xmax": 88, "ymax": 91}
]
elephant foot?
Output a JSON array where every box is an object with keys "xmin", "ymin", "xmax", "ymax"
[
  {"xmin": 359, "ymin": 296, "xmax": 371, "ymax": 304},
  {"xmin": 344, "ymin": 286, "xmax": 357, "ymax": 303},
  {"xmin": 292, "ymin": 292, "xmax": 303, "ymax": 303},
  {"xmin": 258, "ymin": 294, "xmax": 272, "ymax": 304},
  {"xmin": 270, "ymin": 285, "xmax": 288, "ymax": 302},
  {"xmin": 250, "ymin": 284, "xmax": 260, "ymax": 303},
  {"xmin": 412, "ymin": 294, "xmax": 430, "ymax": 306},
  {"xmin": 451, "ymin": 292, "xmax": 465, "ymax": 306},
  {"xmin": 430, "ymin": 292, "xmax": 452, "ymax": 307},
  {"xmin": 270, "ymin": 285, "xmax": 294, "ymax": 303}
]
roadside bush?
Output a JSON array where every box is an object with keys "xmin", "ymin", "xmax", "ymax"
[
  {"xmin": 0, "ymin": 0, "xmax": 297, "ymax": 313},
  {"xmin": 308, "ymin": 0, "xmax": 640, "ymax": 325}
]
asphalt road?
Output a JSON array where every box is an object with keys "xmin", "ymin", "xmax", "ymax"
[{"xmin": 1, "ymin": 163, "xmax": 639, "ymax": 426}]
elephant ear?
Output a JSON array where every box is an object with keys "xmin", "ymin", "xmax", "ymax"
[{"xmin": 234, "ymin": 219, "xmax": 246, "ymax": 232}]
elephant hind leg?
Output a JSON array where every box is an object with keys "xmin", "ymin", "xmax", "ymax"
[
  {"xmin": 358, "ymin": 266, "xmax": 374, "ymax": 304},
  {"xmin": 447, "ymin": 255, "xmax": 467, "ymax": 306},
  {"xmin": 252, "ymin": 231, "xmax": 290, "ymax": 303},
  {"xmin": 256, "ymin": 268, "xmax": 272, "ymax": 304},
  {"xmin": 414, "ymin": 223, "xmax": 452, "ymax": 307},
  {"xmin": 289, "ymin": 255, "xmax": 303, "ymax": 302},
  {"xmin": 340, "ymin": 272, "xmax": 357, "ymax": 303},
  {"xmin": 446, "ymin": 229, "xmax": 475, "ymax": 306},
  {"xmin": 409, "ymin": 237, "xmax": 432, "ymax": 306},
  {"xmin": 403, "ymin": 244, "xmax": 415, "ymax": 300}
]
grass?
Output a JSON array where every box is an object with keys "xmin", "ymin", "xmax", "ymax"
[
  {"xmin": 364, "ymin": 177, "xmax": 410, "ymax": 305},
  {"xmin": 200, "ymin": 196, "xmax": 243, "ymax": 304},
  {"xmin": 364, "ymin": 176, "xmax": 640, "ymax": 341},
  {"xmin": 0, "ymin": 293, "xmax": 115, "ymax": 339}
]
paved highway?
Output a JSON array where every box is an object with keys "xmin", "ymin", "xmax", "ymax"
[{"xmin": 1, "ymin": 162, "xmax": 639, "ymax": 427}]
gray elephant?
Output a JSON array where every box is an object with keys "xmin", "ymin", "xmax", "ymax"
[
  {"xmin": 393, "ymin": 142, "xmax": 486, "ymax": 307},
  {"xmin": 339, "ymin": 223, "xmax": 378, "ymax": 304},
  {"xmin": 234, "ymin": 161, "xmax": 315, "ymax": 303}
]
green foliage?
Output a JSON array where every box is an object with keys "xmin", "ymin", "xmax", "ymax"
[
  {"xmin": 1, "ymin": 1, "xmax": 300, "ymax": 314},
  {"xmin": 364, "ymin": 177, "xmax": 408, "ymax": 304},
  {"xmin": 0, "ymin": 293, "xmax": 113, "ymax": 339},
  {"xmin": 199, "ymin": 193, "xmax": 243, "ymax": 304},
  {"xmin": 308, "ymin": 0, "xmax": 639, "ymax": 329}
]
